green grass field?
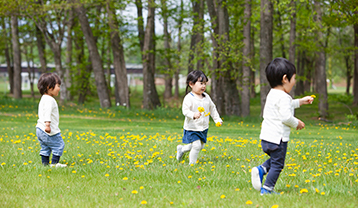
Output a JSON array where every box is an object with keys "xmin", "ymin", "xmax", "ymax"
[{"xmin": 0, "ymin": 91, "xmax": 358, "ymax": 207}]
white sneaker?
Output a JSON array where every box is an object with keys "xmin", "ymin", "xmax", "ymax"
[
  {"xmin": 176, "ymin": 145, "xmax": 184, "ymax": 161},
  {"xmin": 50, "ymin": 163, "xmax": 67, "ymax": 168}
]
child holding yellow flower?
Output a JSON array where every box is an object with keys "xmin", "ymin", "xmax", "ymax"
[
  {"xmin": 251, "ymin": 58, "xmax": 313, "ymax": 195},
  {"xmin": 176, "ymin": 70, "xmax": 222, "ymax": 165}
]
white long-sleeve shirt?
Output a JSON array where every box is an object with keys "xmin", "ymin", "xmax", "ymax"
[
  {"xmin": 36, "ymin": 95, "xmax": 61, "ymax": 136},
  {"xmin": 260, "ymin": 89, "xmax": 300, "ymax": 144},
  {"xmin": 182, "ymin": 92, "xmax": 222, "ymax": 131}
]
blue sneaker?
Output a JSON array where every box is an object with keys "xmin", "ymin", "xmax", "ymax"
[
  {"xmin": 260, "ymin": 187, "xmax": 279, "ymax": 195},
  {"xmin": 251, "ymin": 166, "xmax": 264, "ymax": 191}
]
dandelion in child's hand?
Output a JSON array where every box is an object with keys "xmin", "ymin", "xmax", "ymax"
[
  {"xmin": 311, "ymin": 95, "xmax": 316, "ymax": 98},
  {"xmin": 216, "ymin": 122, "xmax": 222, "ymax": 127},
  {"xmin": 204, "ymin": 112, "xmax": 210, "ymax": 117},
  {"xmin": 198, "ymin": 107, "xmax": 205, "ymax": 113}
]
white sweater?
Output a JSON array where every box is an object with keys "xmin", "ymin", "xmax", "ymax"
[
  {"xmin": 182, "ymin": 92, "xmax": 222, "ymax": 131},
  {"xmin": 260, "ymin": 89, "xmax": 300, "ymax": 144},
  {"xmin": 36, "ymin": 95, "xmax": 61, "ymax": 136}
]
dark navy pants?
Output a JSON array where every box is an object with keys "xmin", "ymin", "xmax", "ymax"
[{"xmin": 261, "ymin": 140, "xmax": 288, "ymax": 191}]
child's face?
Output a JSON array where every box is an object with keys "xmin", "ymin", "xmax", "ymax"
[
  {"xmin": 47, "ymin": 84, "xmax": 61, "ymax": 97},
  {"xmin": 283, "ymin": 74, "xmax": 296, "ymax": 93},
  {"xmin": 189, "ymin": 77, "xmax": 207, "ymax": 95}
]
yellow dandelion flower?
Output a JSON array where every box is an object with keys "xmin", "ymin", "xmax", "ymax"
[
  {"xmin": 235, "ymin": 188, "xmax": 240, "ymax": 191},
  {"xmin": 188, "ymin": 175, "xmax": 192, "ymax": 178},
  {"xmin": 246, "ymin": 200, "xmax": 253, "ymax": 205},
  {"xmin": 315, "ymin": 188, "xmax": 319, "ymax": 193},
  {"xmin": 72, "ymin": 170, "xmax": 76, "ymax": 174},
  {"xmin": 177, "ymin": 181, "xmax": 181, "ymax": 183},
  {"xmin": 220, "ymin": 195, "xmax": 226, "ymax": 199},
  {"xmin": 140, "ymin": 186, "xmax": 144, "ymax": 189},
  {"xmin": 198, "ymin": 107, "xmax": 205, "ymax": 113},
  {"xmin": 38, "ymin": 174, "xmax": 42, "ymax": 177},
  {"xmin": 132, "ymin": 190, "xmax": 138, "ymax": 194},
  {"xmin": 300, "ymin": 188, "xmax": 308, "ymax": 194},
  {"xmin": 141, "ymin": 200, "xmax": 147, "ymax": 204},
  {"xmin": 1, "ymin": 162, "xmax": 5, "ymax": 166},
  {"xmin": 216, "ymin": 122, "xmax": 222, "ymax": 127},
  {"xmin": 321, "ymin": 192, "xmax": 325, "ymax": 195},
  {"xmin": 105, "ymin": 173, "xmax": 109, "ymax": 177},
  {"xmin": 311, "ymin": 94, "xmax": 316, "ymax": 98},
  {"xmin": 123, "ymin": 177, "xmax": 128, "ymax": 180},
  {"xmin": 204, "ymin": 112, "xmax": 211, "ymax": 117},
  {"xmin": 286, "ymin": 184, "xmax": 291, "ymax": 188},
  {"xmin": 271, "ymin": 205, "xmax": 279, "ymax": 208},
  {"xmin": 170, "ymin": 202, "xmax": 174, "ymax": 205}
]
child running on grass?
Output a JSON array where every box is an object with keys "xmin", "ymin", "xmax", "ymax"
[
  {"xmin": 36, "ymin": 73, "xmax": 67, "ymax": 167},
  {"xmin": 176, "ymin": 70, "xmax": 223, "ymax": 165},
  {"xmin": 251, "ymin": 58, "xmax": 314, "ymax": 194}
]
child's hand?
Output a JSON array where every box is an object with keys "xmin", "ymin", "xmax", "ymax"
[
  {"xmin": 45, "ymin": 126, "xmax": 51, "ymax": 133},
  {"xmin": 193, "ymin": 112, "xmax": 201, "ymax": 119},
  {"xmin": 299, "ymin": 96, "xmax": 314, "ymax": 105},
  {"xmin": 296, "ymin": 119, "xmax": 305, "ymax": 130}
]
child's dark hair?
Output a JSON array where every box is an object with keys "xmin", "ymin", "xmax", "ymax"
[
  {"xmin": 37, "ymin": 73, "xmax": 61, "ymax": 95},
  {"xmin": 185, "ymin": 70, "xmax": 208, "ymax": 94},
  {"xmin": 265, "ymin": 57, "xmax": 296, "ymax": 88}
]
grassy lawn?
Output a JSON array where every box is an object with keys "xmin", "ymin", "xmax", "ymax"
[{"xmin": 0, "ymin": 91, "xmax": 357, "ymax": 207}]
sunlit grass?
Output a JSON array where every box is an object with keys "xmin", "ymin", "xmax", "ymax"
[{"xmin": 0, "ymin": 96, "xmax": 357, "ymax": 207}]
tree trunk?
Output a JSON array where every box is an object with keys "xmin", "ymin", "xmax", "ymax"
[
  {"xmin": 24, "ymin": 44, "xmax": 35, "ymax": 99},
  {"xmin": 304, "ymin": 56, "xmax": 313, "ymax": 93},
  {"xmin": 142, "ymin": 0, "xmax": 161, "ymax": 109},
  {"xmin": 35, "ymin": 26, "xmax": 47, "ymax": 73},
  {"xmin": 259, "ymin": 0, "xmax": 273, "ymax": 114},
  {"xmin": 74, "ymin": 2, "xmax": 111, "ymax": 108},
  {"xmin": 11, "ymin": 15, "xmax": 21, "ymax": 99},
  {"xmin": 107, "ymin": 1, "xmax": 130, "ymax": 108},
  {"xmin": 64, "ymin": 9, "xmax": 74, "ymax": 101},
  {"xmin": 188, "ymin": 0, "xmax": 204, "ymax": 73},
  {"xmin": 295, "ymin": 49, "xmax": 305, "ymax": 96},
  {"xmin": 206, "ymin": 0, "xmax": 224, "ymax": 114},
  {"xmin": 354, "ymin": 23, "xmax": 358, "ymax": 105},
  {"xmin": 161, "ymin": 0, "xmax": 173, "ymax": 100},
  {"xmin": 135, "ymin": 0, "xmax": 145, "ymax": 53},
  {"xmin": 2, "ymin": 17, "xmax": 13, "ymax": 94},
  {"xmin": 217, "ymin": 0, "xmax": 240, "ymax": 116},
  {"xmin": 242, "ymin": 0, "xmax": 251, "ymax": 117},
  {"xmin": 345, "ymin": 55, "xmax": 352, "ymax": 95},
  {"xmin": 174, "ymin": 0, "xmax": 184, "ymax": 99},
  {"xmin": 288, "ymin": 0, "xmax": 296, "ymax": 97},
  {"xmin": 276, "ymin": 2, "xmax": 286, "ymax": 59},
  {"xmin": 314, "ymin": 0, "xmax": 328, "ymax": 117},
  {"xmin": 250, "ymin": 25, "xmax": 256, "ymax": 98}
]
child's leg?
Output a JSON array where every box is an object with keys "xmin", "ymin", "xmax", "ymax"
[
  {"xmin": 41, "ymin": 155, "xmax": 50, "ymax": 166},
  {"xmin": 189, "ymin": 140, "xmax": 203, "ymax": 165},
  {"xmin": 263, "ymin": 141, "xmax": 288, "ymax": 191},
  {"xmin": 181, "ymin": 143, "xmax": 192, "ymax": 153},
  {"xmin": 52, "ymin": 155, "xmax": 61, "ymax": 164}
]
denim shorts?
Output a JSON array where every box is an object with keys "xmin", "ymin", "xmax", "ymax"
[
  {"xmin": 36, "ymin": 128, "xmax": 65, "ymax": 156},
  {"xmin": 182, "ymin": 129, "xmax": 208, "ymax": 144}
]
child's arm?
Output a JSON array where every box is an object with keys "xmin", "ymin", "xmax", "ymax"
[
  {"xmin": 45, "ymin": 121, "xmax": 51, "ymax": 133},
  {"xmin": 299, "ymin": 96, "xmax": 314, "ymax": 106},
  {"xmin": 208, "ymin": 99, "xmax": 223, "ymax": 125},
  {"xmin": 182, "ymin": 96, "xmax": 198, "ymax": 119}
]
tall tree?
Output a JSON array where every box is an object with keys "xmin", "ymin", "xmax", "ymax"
[
  {"xmin": 135, "ymin": 0, "xmax": 145, "ymax": 52},
  {"xmin": 188, "ymin": 0, "xmax": 204, "ymax": 73},
  {"xmin": 314, "ymin": 0, "xmax": 328, "ymax": 117},
  {"xmin": 106, "ymin": 1, "xmax": 130, "ymax": 108},
  {"xmin": 32, "ymin": 1, "xmax": 70, "ymax": 102},
  {"xmin": 73, "ymin": 1, "xmax": 111, "ymax": 108},
  {"xmin": 242, "ymin": 0, "xmax": 251, "ymax": 117},
  {"xmin": 288, "ymin": 0, "xmax": 296, "ymax": 97},
  {"xmin": 161, "ymin": 0, "xmax": 173, "ymax": 100},
  {"xmin": 11, "ymin": 15, "xmax": 21, "ymax": 99},
  {"xmin": 1, "ymin": 17, "xmax": 14, "ymax": 94},
  {"xmin": 174, "ymin": 0, "xmax": 184, "ymax": 98},
  {"xmin": 142, "ymin": 0, "xmax": 161, "ymax": 109},
  {"xmin": 217, "ymin": 0, "xmax": 240, "ymax": 116},
  {"xmin": 259, "ymin": 0, "xmax": 273, "ymax": 114},
  {"xmin": 206, "ymin": 0, "xmax": 224, "ymax": 114},
  {"xmin": 64, "ymin": 9, "xmax": 74, "ymax": 101}
]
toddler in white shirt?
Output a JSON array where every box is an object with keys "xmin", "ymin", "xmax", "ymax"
[
  {"xmin": 176, "ymin": 70, "xmax": 222, "ymax": 165},
  {"xmin": 251, "ymin": 58, "xmax": 313, "ymax": 194}
]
